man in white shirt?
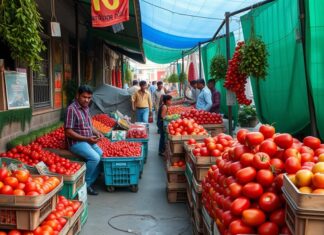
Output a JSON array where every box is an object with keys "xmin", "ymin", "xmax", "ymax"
[
  {"xmin": 153, "ymin": 81, "xmax": 165, "ymax": 115},
  {"xmin": 127, "ymin": 80, "xmax": 140, "ymax": 96}
]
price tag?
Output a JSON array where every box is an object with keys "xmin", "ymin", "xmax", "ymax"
[
  {"xmin": 77, "ymin": 183, "xmax": 88, "ymax": 203},
  {"xmin": 226, "ymin": 90, "xmax": 236, "ymax": 106},
  {"xmin": 112, "ymin": 130, "xmax": 126, "ymax": 141},
  {"xmin": 35, "ymin": 162, "xmax": 49, "ymax": 175},
  {"xmin": 8, "ymin": 163, "xmax": 18, "ymax": 171}
]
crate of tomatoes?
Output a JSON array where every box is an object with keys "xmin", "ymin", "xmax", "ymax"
[
  {"xmin": 99, "ymin": 139, "xmax": 143, "ymax": 193},
  {"xmin": 0, "ymin": 167, "xmax": 63, "ymax": 230}
]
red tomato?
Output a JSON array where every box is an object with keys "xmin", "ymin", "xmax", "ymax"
[
  {"xmin": 258, "ymin": 222, "xmax": 279, "ymax": 235},
  {"xmin": 270, "ymin": 209, "xmax": 285, "ymax": 227},
  {"xmin": 256, "ymin": 169, "xmax": 274, "ymax": 187},
  {"xmin": 242, "ymin": 208, "xmax": 266, "ymax": 226},
  {"xmin": 0, "ymin": 185, "xmax": 13, "ymax": 195},
  {"xmin": 253, "ymin": 152, "xmax": 271, "ymax": 169},
  {"xmin": 301, "ymin": 153, "xmax": 314, "ymax": 163},
  {"xmin": 312, "ymin": 173, "xmax": 324, "ymax": 188},
  {"xmin": 259, "ymin": 192, "xmax": 281, "ymax": 212},
  {"xmin": 230, "ymin": 162, "xmax": 243, "ymax": 176},
  {"xmin": 259, "ymin": 140, "xmax": 277, "ymax": 157},
  {"xmin": 14, "ymin": 169, "xmax": 30, "ymax": 183},
  {"xmin": 240, "ymin": 153, "xmax": 255, "ymax": 167},
  {"xmin": 13, "ymin": 189, "xmax": 25, "ymax": 196},
  {"xmin": 259, "ymin": 124, "xmax": 275, "ymax": 139},
  {"xmin": 187, "ymin": 139, "xmax": 196, "ymax": 145},
  {"xmin": 236, "ymin": 167, "xmax": 256, "ymax": 184},
  {"xmin": 245, "ymin": 132, "xmax": 265, "ymax": 146},
  {"xmin": 8, "ymin": 230, "xmax": 22, "ymax": 235},
  {"xmin": 284, "ymin": 148, "xmax": 301, "ymax": 161},
  {"xmin": 230, "ymin": 197, "xmax": 251, "ymax": 216},
  {"xmin": 222, "ymin": 210, "xmax": 238, "ymax": 227},
  {"xmin": 303, "ymin": 136, "xmax": 321, "ymax": 150},
  {"xmin": 229, "ymin": 183, "xmax": 242, "ymax": 199},
  {"xmin": 285, "ymin": 157, "xmax": 301, "ymax": 174},
  {"xmin": 236, "ymin": 129, "xmax": 249, "ymax": 144},
  {"xmin": 0, "ymin": 168, "xmax": 9, "ymax": 180},
  {"xmin": 4, "ymin": 177, "xmax": 18, "ymax": 189},
  {"xmin": 25, "ymin": 182, "xmax": 37, "ymax": 193},
  {"xmin": 274, "ymin": 134, "xmax": 293, "ymax": 149},
  {"xmin": 229, "ymin": 219, "xmax": 254, "ymax": 235},
  {"xmin": 242, "ymin": 182, "xmax": 264, "ymax": 199},
  {"xmin": 270, "ymin": 158, "xmax": 285, "ymax": 174},
  {"xmin": 233, "ymin": 145, "xmax": 250, "ymax": 161}
]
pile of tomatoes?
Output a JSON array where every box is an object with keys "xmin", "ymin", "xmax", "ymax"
[
  {"xmin": 92, "ymin": 114, "xmax": 116, "ymax": 128},
  {"xmin": 98, "ymin": 138, "xmax": 142, "ymax": 157},
  {"xmin": 35, "ymin": 127, "xmax": 66, "ymax": 150},
  {"xmin": 167, "ymin": 105, "xmax": 194, "ymax": 115},
  {"xmin": 171, "ymin": 160, "xmax": 185, "ymax": 168},
  {"xmin": 0, "ymin": 144, "xmax": 81, "ymax": 175},
  {"xmin": 167, "ymin": 118, "xmax": 208, "ymax": 136},
  {"xmin": 0, "ymin": 167, "xmax": 60, "ymax": 196},
  {"xmin": 0, "ymin": 196, "xmax": 82, "ymax": 235},
  {"xmin": 188, "ymin": 134, "xmax": 234, "ymax": 157},
  {"xmin": 202, "ymin": 125, "xmax": 324, "ymax": 235},
  {"xmin": 92, "ymin": 120, "xmax": 112, "ymax": 134},
  {"xmin": 181, "ymin": 109, "xmax": 223, "ymax": 125},
  {"xmin": 224, "ymin": 42, "xmax": 252, "ymax": 105},
  {"xmin": 127, "ymin": 128, "xmax": 148, "ymax": 139}
]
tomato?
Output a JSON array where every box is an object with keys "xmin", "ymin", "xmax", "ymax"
[
  {"xmin": 229, "ymin": 219, "xmax": 254, "ymax": 235},
  {"xmin": 299, "ymin": 186, "xmax": 312, "ymax": 193},
  {"xmin": 236, "ymin": 129, "xmax": 249, "ymax": 144},
  {"xmin": 27, "ymin": 191, "xmax": 40, "ymax": 196},
  {"xmin": 301, "ymin": 152, "xmax": 314, "ymax": 164},
  {"xmin": 13, "ymin": 189, "xmax": 25, "ymax": 196},
  {"xmin": 258, "ymin": 222, "xmax": 279, "ymax": 235},
  {"xmin": 295, "ymin": 169, "xmax": 313, "ymax": 187},
  {"xmin": 257, "ymin": 169, "xmax": 274, "ymax": 187},
  {"xmin": 312, "ymin": 173, "xmax": 324, "ymax": 189},
  {"xmin": 274, "ymin": 133, "xmax": 293, "ymax": 149},
  {"xmin": 285, "ymin": 157, "xmax": 301, "ymax": 174},
  {"xmin": 0, "ymin": 168, "xmax": 9, "ymax": 180},
  {"xmin": 230, "ymin": 162, "xmax": 242, "ymax": 175},
  {"xmin": 316, "ymin": 148, "xmax": 324, "ymax": 157},
  {"xmin": 303, "ymin": 136, "xmax": 321, "ymax": 150},
  {"xmin": 229, "ymin": 183, "xmax": 242, "ymax": 199},
  {"xmin": 57, "ymin": 217, "xmax": 67, "ymax": 226},
  {"xmin": 1, "ymin": 185, "xmax": 13, "ymax": 195},
  {"xmin": 222, "ymin": 211, "xmax": 238, "ymax": 227},
  {"xmin": 242, "ymin": 208, "xmax": 266, "ymax": 226},
  {"xmin": 242, "ymin": 182, "xmax": 264, "ymax": 199},
  {"xmin": 4, "ymin": 177, "xmax": 18, "ymax": 189},
  {"xmin": 230, "ymin": 197, "xmax": 251, "ymax": 216},
  {"xmin": 211, "ymin": 149, "xmax": 221, "ymax": 157},
  {"xmin": 284, "ymin": 148, "xmax": 301, "ymax": 161},
  {"xmin": 253, "ymin": 152, "xmax": 271, "ymax": 169},
  {"xmin": 274, "ymin": 173, "xmax": 284, "ymax": 189},
  {"xmin": 233, "ymin": 145, "xmax": 250, "ymax": 161},
  {"xmin": 270, "ymin": 209, "xmax": 285, "ymax": 227},
  {"xmin": 270, "ymin": 158, "xmax": 284, "ymax": 174},
  {"xmin": 281, "ymin": 226, "xmax": 292, "ymax": 235},
  {"xmin": 245, "ymin": 132, "xmax": 265, "ymax": 146},
  {"xmin": 8, "ymin": 230, "xmax": 22, "ymax": 235},
  {"xmin": 312, "ymin": 162, "xmax": 324, "ymax": 173},
  {"xmin": 187, "ymin": 139, "xmax": 196, "ymax": 145},
  {"xmin": 312, "ymin": 188, "xmax": 324, "ymax": 194},
  {"xmin": 240, "ymin": 153, "xmax": 254, "ymax": 167},
  {"xmin": 259, "ymin": 192, "xmax": 281, "ymax": 212},
  {"xmin": 259, "ymin": 124, "xmax": 275, "ymax": 139},
  {"xmin": 25, "ymin": 182, "xmax": 37, "ymax": 193},
  {"xmin": 236, "ymin": 167, "xmax": 256, "ymax": 184},
  {"xmin": 259, "ymin": 140, "xmax": 277, "ymax": 157},
  {"xmin": 14, "ymin": 169, "xmax": 30, "ymax": 183}
]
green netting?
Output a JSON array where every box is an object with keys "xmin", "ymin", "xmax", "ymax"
[
  {"xmin": 201, "ymin": 33, "xmax": 239, "ymax": 125},
  {"xmin": 305, "ymin": 0, "xmax": 324, "ymax": 139},
  {"xmin": 240, "ymin": 0, "xmax": 310, "ymax": 134}
]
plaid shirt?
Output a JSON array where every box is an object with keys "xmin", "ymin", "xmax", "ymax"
[
  {"xmin": 65, "ymin": 99, "xmax": 93, "ymax": 147},
  {"xmin": 210, "ymin": 88, "xmax": 221, "ymax": 113}
]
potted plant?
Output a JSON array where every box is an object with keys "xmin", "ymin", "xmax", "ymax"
[{"xmin": 238, "ymin": 105, "xmax": 258, "ymax": 127}]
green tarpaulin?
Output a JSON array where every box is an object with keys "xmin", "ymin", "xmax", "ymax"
[
  {"xmin": 305, "ymin": 0, "xmax": 324, "ymax": 139},
  {"xmin": 201, "ymin": 34, "xmax": 239, "ymax": 125},
  {"xmin": 240, "ymin": 0, "xmax": 310, "ymax": 134}
]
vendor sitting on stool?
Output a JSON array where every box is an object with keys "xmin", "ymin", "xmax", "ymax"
[
  {"xmin": 157, "ymin": 95, "xmax": 172, "ymax": 156},
  {"xmin": 65, "ymin": 85, "xmax": 104, "ymax": 196}
]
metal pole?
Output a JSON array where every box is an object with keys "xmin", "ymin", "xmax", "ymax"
[
  {"xmin": 298, "ymin": 0, "xmax": 318, "ymax": 136},
  {"xmin": 182, "ymin": 51, "xmax": 184, "ymax": 73},
  {"xmin": 225, "ymin": 12, "xmax": 233, "ymax": 136},
  {"xmin": 75, "ymin": 1, "xmax": 81, "ymax": 86},
  {"xmin": 198, "ymin": 42, "xmax": 202, "ymax": 80}
]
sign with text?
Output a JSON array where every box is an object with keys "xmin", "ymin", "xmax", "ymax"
[{"xmin": 91, "ymin": 0, "xmax": 129, "ymax": 28}]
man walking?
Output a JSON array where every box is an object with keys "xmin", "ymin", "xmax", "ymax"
[
  {"xmin": 196, "ymin": 79, "xmax": 212, "ymax": 111},
  {"xmin": 132, "ymin": 80, "xmax": 153, "ymax": 123},
  {"xmin": 65, "ymin": 85, "xmax": 104, "ymax": 196},
  {"xmin": 127, "ymin": 80, "xmax": 140, "ymax": 96},
  {"xmin": 207, "ymin": 79, "xmax": 221, "ymax": 113},
  {"xmin": 153, "ymin": 81, "xmax": 165, "ymax": 116},
  {"xmin": 149, "ymin": 81, "xmax": 157, "ymax": 99}
]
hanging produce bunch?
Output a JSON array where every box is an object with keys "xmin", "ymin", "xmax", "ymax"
[
  {"xmin": 179, "ymin": 72, "xmax": 187, "ymax": 84},
  {"xmin": 224, "ymin": 42, "xmax": 252, "ymax": 105},
  {"xmin": 210, "ymin": 55, "xmax": 228, "ymax": 81},
  {"xmin": 240, "ymin": 37, "xmax": 268, "ymax": 79},
  {"xmin": 168, "ymin": 73, "xmax": 179, "ymax": 83}
]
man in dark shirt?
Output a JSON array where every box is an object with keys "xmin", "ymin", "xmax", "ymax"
[
  {"xmin": 207, "ymin": 79, "xmax": 221, "ymax": 113},
  {"xmin": 65, "ymin": 85, "xmax": 104, "ymax": 195}
]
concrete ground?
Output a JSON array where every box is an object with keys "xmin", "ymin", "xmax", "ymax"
[{"xmin": 80, "ymin": 124, "xmax": 192, "ymax": 235}]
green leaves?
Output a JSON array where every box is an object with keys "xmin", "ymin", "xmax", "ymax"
[
  {"xmin": 238, "ymin": 105, "xmax": 257, "ymax": 127},
  {"xmin": 239, "ymin": 37, "xmax": 268, "ymax": 79},
  {"xmin": 210, "ymin": 55, "xmax": 228, "ymax": 81},
  {"xmin": 125, "ymin": 68, "xmax": 132, "ymax": 83},
  {"xmin": 168, "ymin": 73, "xmax": 179, "ymax": 83},
  {"xmin": 179, "ymin": 72, "xmax": 187, "ymax": 84},
  {"xmin": 0, "ymin": 0, "xmax": 45, "ymax": 71}
]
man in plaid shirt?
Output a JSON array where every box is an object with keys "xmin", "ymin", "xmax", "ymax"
[
  {"xmin": 207, "ymin": 79, "xmax": 221, "ymax": 113},
  {"xmin": 65, "ymin": 85, "xmax": 104, "ymax": 195}
]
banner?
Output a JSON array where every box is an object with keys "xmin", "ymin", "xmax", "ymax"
[{"xmin": 91, "ymin": 0, "xmax": 129, "ymax": 28}]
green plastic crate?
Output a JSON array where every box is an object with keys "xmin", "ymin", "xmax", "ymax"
[
  {"xmin": 81, "ymin": 200, "xmax": 88, "ymax": 226},
  {"xmin": 59, "ymin": 164, "xmax": 86, "ymax": 199},
  {"xmin": 126, "ymin": 138, "xmax": 148, "ymax": 163}
]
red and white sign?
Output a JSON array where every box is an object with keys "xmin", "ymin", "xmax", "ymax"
[{"xmin": 91, "ymin": 0, "xmax": 129, "ymax": 28}]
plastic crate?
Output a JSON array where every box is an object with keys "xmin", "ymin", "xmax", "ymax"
[
  {"xmin": 101, "ymin": 155, "xmax": 142, "ymax": 193},
  {"xmin": 81, "ymin": 200, "xmax": 88, "ymax": 227},
  {"xmin": 59, "ymin": 164, "xmax": 86, "ymax": 199},
  {"xmin": 126, "ymin": 138, "xmax": 149, "ymax": 163}
]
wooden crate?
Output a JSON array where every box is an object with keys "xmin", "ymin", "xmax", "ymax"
[
  {"xmin": 192, "ymin": 215, "xmax": 203, "ymax": 235},
  {"xmin": 187, "ymin": 185, "xmax": 194, "ymax": 210},
  {"xmin": 167, "ymin": 161, "xmax": 186, "ymax": 183},
  {"xmin": 202, "ymin": 206, "xmax": 213, "ymax": 232},
  {"xmin": 283, "ymin": 174, "xmax": 324, "ymax": 211},
  {"xmin": 188, "ymin": 150, "xmax": 217, "ymax": 182},
  {"xmin": 170, "ymin": 140, "xmax": 185, "ymax": 154},
  {"xmin": 191, "ymin": 183, "xmax": 202, "ymax": 210},
  {"xmin": 67, "ymin": 214, "xmax": 81, "ymax": 235},
  {"xmin": 285, "ymin": 193, "xmax": 324, "ymax": 235},
  {"xmin": 166, "ymin": 182, "xmax": 187, "ymax": 203},
  {"xmin": 165, "ymin": 142, "xmax": 185, "ymax": 163},
  {"xmin": 202, "ymin": 216, "xmax": 213, "ymax": 235},
  {"xmin": 193, "ymin": 204, "xmax": 203, "ymax": 232},
  {"xmin": 202, "ymin": 124, "xmax": 225, "ymax": 137}
]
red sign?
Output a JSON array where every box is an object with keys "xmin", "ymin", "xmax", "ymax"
[{"xmin": 91, "ymin": 0, "xmax": 129, "ymax": 28}]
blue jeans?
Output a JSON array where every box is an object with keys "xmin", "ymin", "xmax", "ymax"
[
  {"xmin": 136, "ymin": 108, "xmax": 149, "ymax": 123},
  {"xmin": 70, "ymin": 142, "xmax": 103, "ymax": 187}
]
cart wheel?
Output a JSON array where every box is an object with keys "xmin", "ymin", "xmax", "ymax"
[
  {"xmin": 130, "ymin": 185, "xmax": 138, "ymax": 192},
  {"xmin": 106, "ymin": 186, "xmax": 115, "ymax": 192}
]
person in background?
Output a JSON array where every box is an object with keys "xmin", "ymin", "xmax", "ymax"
[
  {"xmin": 132, "ymin": 80, "xmax": 153, "ymax": 123},
  {"xmin": 149, "ymin": 81, "xmax": 157, "ymax": 100},
  {"xmin": 65, "ymin": 85, "xmax": 104, "ymax": 196},
  {"xmin": 196, "ymin": 79, "xmax": 212, "ymax": 111},
  {"xmin": 153, "ymin": 81, "xmax": 165, "ymax": 117},
  {"xmin": 207, "ymin": 79, "xmax": 221, "ymax": 113},
  {"xmin": 185, "ymin": 80, "xmax": 200, "ymax": 104},
  {"xmin": 157, "ymin": 95, "xmax": 172, "ymax": 156},
  {"xmin": 127, "ymin": 80, "xmax": 140, "ymax": 96}
]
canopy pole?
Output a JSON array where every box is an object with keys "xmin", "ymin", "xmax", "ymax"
[
  {"xmin": 198, "ymin": 42, "xmax": 202, "ymax": 80},
  {"xmin": 75, "ymin": 1, "xmax": 81, "ymax": 86},
  {"xmin": 182, "ymin": 51, "xmax": 184, "ymax": 73},
  {"xmin": 298, "ymin": 0, "xmax": 318, "ymax": 136},
  {"xmin": 225, "ymin": 12, "xmax": 233, "ymax": 136}
]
